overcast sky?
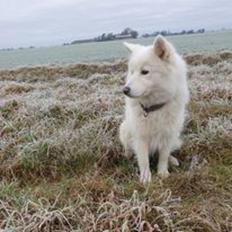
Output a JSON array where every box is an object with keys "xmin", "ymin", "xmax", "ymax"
[{"xmin": 0, "ymin": 0, "xmax": 232, "ymax": 48}]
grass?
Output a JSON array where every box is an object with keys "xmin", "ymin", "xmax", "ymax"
[{"xmin": 0, "ymin": 51, "xmax": 232, "ymax": 231}]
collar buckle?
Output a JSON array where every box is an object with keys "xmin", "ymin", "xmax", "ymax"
[{"xmin": 143, "ymin": 111, "xmax": 148, "ymax": 117}]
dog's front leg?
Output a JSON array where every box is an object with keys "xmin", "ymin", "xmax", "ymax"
[
  {"xmin": 157, "ymin": 146, "xmax": 170, "ymax": 178},
  {"xmin": 134, "ymin": 140, "xmax": 151, "ymax": 184}
]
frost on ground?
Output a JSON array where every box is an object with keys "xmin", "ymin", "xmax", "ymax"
[{"xmin": 0, "ymin": 51, "xmax": 231, "ymax": 231}]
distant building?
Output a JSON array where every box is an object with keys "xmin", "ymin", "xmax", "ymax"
[{"xmin": 114, "ymin": 34, "xmax": 133, "ymax": 40}]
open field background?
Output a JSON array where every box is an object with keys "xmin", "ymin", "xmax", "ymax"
[
  {"xmin": 0, "ymin": 31, "xmax": 232, "ymax": 69},
  {"xmin": 0, "ymin": 50, "xmax": 231, "ymax": 231}
]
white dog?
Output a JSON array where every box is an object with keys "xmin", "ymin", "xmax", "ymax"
[{"xmin": 119, "ymin": 35, "xmax": 189, "ymax": 184}]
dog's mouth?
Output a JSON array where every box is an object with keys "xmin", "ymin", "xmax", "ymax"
[
  {"xmin": 122, "ymin": 86, "xmax": 148, "ymax": 98},
  {"xmin": 124, "ymin": 92, "xmax": 140, "ymax": 98},
  {"xmin": 124, "ymin": 92, "xmax": 133, "ymax": 98},
  {"xmin": 124, "ymin": 91, "xmax": 148, "ymax": 99}
]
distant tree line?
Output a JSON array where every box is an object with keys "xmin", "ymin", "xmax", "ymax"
[
  {"xmin": 142, "ymin": 28, "xmax": 205, "ymax": 38},
  {"xmin": 68, "ymin": 28, "xmax": 205, "ymax": 45},
  {"xmin": 94, "ymin": 28, "xmax": 138, "ymax": 41},
  {"xmin": 70, "ymin": 28, "xmax": 138, "ymax": 45}
]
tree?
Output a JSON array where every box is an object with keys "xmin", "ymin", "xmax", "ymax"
[
  {"xmin": 130, "ymin": 30, "xmax": 138, "ymax": 38},
  {"xmin": 187, "ymin": 30, "xmax": 194, "ymax": 34},
  {"xmin": 181, "ymin": 30, "xmax": 186, "ymax": 34},
  {"xmin": 160, "ymin": 30, "xmax": 168, "ymax": 36},
  {"xmin": 106, "ymin": 33, "xmax": 115, "ymax": 40},
  {"xmin": 197, "ymin": 28, "xmax": 205, "ymax": 33},
  {"xmin": 121, "ymin": 27, "xmax": 132, "ymax": 35}
]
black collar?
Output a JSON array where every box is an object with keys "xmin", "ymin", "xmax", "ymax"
[{"xmin": 140, "ymin": 102, "xmax": 166, "ymax": 117}]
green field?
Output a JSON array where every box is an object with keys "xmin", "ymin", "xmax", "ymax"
[{"xmin": 0, "ymin": 31, "xmax": 232, "ymax": 69}]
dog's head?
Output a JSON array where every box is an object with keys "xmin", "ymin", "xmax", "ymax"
[{"xmin": 123, "ymin": 35, "xmax": 184, "ymax": 102}]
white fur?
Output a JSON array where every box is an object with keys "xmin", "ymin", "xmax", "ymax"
[{"xmin": 119, "ymin": 35, "xmax": 189, "ymax": 184}]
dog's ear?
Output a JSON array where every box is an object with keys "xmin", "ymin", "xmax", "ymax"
[
  {"xmin": 153, "ymin": 35, "xmax": 171, "ymax": 61},
  {"xmin": 123, "ymin": 42, "xmax": 141, "ymax": 52}
]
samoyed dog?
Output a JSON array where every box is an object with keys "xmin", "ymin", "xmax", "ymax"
[{"xmin": 119, "ymin": 35, "xmax": 189, "ymax": 184}]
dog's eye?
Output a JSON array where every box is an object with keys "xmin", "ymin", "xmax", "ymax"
[{"xmin": 141, "ymin": 70, "xmax": 149, "ymax": 75}]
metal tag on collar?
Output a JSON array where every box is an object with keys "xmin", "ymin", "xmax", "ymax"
[{"xmin": 144, "ymin": 111, "xmax": 148, "ymax": 117}]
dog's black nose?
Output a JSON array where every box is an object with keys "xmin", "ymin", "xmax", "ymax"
[{"xmin": 123, "ymin": 86, "xmax": 130, "ymax": 95}]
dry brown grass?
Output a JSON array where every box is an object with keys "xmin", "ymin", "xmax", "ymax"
[{"xmin": 0, "ymin": 51, "xmax": 232, "ymax": 231}]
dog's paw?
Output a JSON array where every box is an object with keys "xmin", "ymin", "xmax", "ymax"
[
  {"xmin": 169, "ymin": 155, "xmax": 179, "ymax": 167},
  {"xmin": 157, "ymin": 169, "xmax": 170, "ymax": 179},
  {"xmin": 139, "ymin": 170, "xmax": 151, "ymax": 185}
]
